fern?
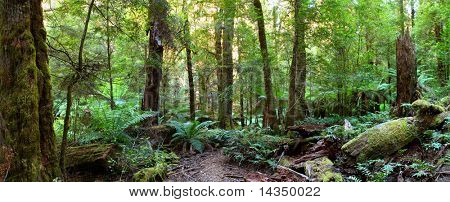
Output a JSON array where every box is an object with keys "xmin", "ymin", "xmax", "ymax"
[
  {"xmin": 120, "ymin": 111, "xmax": 157, "ymax": 130},
  {"xmin": 168, "ymin": 121, "xmax": 216, "ymax": 153}
]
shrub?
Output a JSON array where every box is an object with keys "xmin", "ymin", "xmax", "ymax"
[
  {"xmin": 223, "ymin": 128, "xmax": 291, "ymax": 168},
  {"xmin": 168, "ymin": 121, "xmax": 216, "ymax": 153}
]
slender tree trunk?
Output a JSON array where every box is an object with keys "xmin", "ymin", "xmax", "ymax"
[
  {"xmin": 106, "ymin": 0, "xmax": 115, "ymax": 110},
  {"xmin": 183, "ymin": 0, "xmax": 195, "ymax": 120},
  {"xmin": 0, "ymin": 0, "xmax": 60, "ymax": 181},
  {"xmin": 237, "ymin": 39, "xmax": 245, "ymax": 127},
  {"xmin": 253, "ymin": 0, "xmax": 278, "ymax": 130},
  {"xmin": 222, "ymin": 0, "xmax": 236, "ymax": 129},
  {"xmin": 434, "ymin": 22, "xmax": 448, "ymax": 87},
  {"xmin": 60, "ymin": 0, "xmax": 95, "ymax": 177},
  {"xmin": 214, "ymin": 9, "xmax": 225, "ymax": 128}
]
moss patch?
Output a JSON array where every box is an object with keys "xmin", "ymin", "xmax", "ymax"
[
  {"xmin": 302, "ymin": 157, "xmax": 343, "ymax": 182},
  {"xmin": 412, "ymin": 100, "xmax": 445, "ymax": 117},
  {"xmin": 132, "ymin": 163, "xmax": 167, "ymax": 182},
  {"xmin": 342, "ymin": 118, "xmax": 418, "ymax": 162}
]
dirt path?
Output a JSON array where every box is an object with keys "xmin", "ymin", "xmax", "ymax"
[{"xmin": 166, "ymin": 150, "xmax": 255, "ymax": 182}]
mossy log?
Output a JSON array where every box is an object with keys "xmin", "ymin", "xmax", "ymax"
[
  {"xmin": 295, "ymin": 157, "xmax": 343, "ymax": 182},
  {"xmin": 342, "ymin": 100, "xmax": 448, "ymax": 162},
  {"xmin": 342, "ymin": 118, "xmax": 417, "ymax": 162},
  {"xmin": 65, "ymin": 144, "xmax": 119, "ymax": 171},
  {"xmin": 140, "ymin": 125, "xmax": 176, "ymax": 144}
]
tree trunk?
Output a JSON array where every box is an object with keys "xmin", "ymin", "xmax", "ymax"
[
  {"xmin": 106, "ymin": 0, "xmax": 115, "ymax": 110},
  {"xmin": 183, "ymin": 0, "xmax": 195, "ymax": 121},
  {"xmin": 396, "ymin": 30, "xmax": 418, "ymax": 117},
  {"xmin": 434, "ymin": 22, "xmax": 448, "ymax": 87},
  {"xmin": 253, "ymin": 0, "xmax": 278, "ymax": 130},
  {"xmin": 222, "ymin": 0, "xmax": 236, "ymax": 129},
  {"xmin": 295, "ymin": 0, "xmax": 308, "ymax": 121},
  {"xmin": 60, "ymin": 0, "xmax": 95, "ymax": 177},
  {"xmin": 214, "ymin": 9, "xmax": 225, "ymax": 128},
  {"xmin": 287, "ymin": 0, "xmax": 308, "ymax": 127},
  {"xmin": 142, "ymin": 0, "xmax": 167, "ymax": 126},
  {"xmin": 0, "ymin": 0, "xmax": 60, "ymax": 181}
]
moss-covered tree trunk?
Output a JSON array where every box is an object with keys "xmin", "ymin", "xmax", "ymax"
[
  {"xmin": 183, "ymin": 0, "xmax": 195, "ymax": 121},
  {"xmin": 286, "ymin": 0, "xmax": 299, "ymax": 127},
  {"xmin": 222, "ymin": 0, "xmax": 236, "ymax": 129},
  {"xmin": 0, "ymin": 0, "xmax": 60, "ymax": 181},
  {"xmin": 143, "ymin": 0, "xmax": 168, "ymax": 126},
  {"xmin": 253, "ymin": 0, "xmax": 278, "ymax": 130},
  {"xmin": 294, "ymin": 0, "xmax": 308, "ymax": 121}
]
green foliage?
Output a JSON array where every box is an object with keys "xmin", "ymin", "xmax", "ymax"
[
  {"xmin": 110, "ymin": 142, "xmax": 179, "ymax": 176},
  {"xmin": 222, "ymin": 128, "xmax": 291, "ymax": 168},
  {"xmin": 70, "ymin": 102, "xmax": 156, "ymax": 145},
  {"xmin": 168, "ymin": 121, "xmax": 216, "ymax": 153},
  {"xmin": 320, "ymin": 112, "xmax": 391, "ymax": 141},
  {"xmin": 409, "ymin": 160, "xmax": 435, "ymax": 179},
  {"xmin": 345, "ymin": 176, "xmax": 362, "ymax": 182},
  {"xmin": 421, "ymin": 130, "xmax": 449, "ymax": 151},
  {"xmin": 356, "ymin": 159, "xmax": 402, "ymax": 182}
]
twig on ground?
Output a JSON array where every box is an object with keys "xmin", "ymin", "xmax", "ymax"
[{"xmin": 277, "ymin": 165, "xmax": 310, "ymax": 181}]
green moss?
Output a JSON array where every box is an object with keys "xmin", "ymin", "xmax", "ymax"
[
  {"xmin": 65, "ymin": 144, "xmax": 117, "ymax": 168},
  {"xmin": 303, "ymin": 157, "xmax": 343, "ymax": 182},
  {"xmin": 342, "ymin": 118, "xmax": 417, "ymax": 162},
  {"xmin": 412, "ymin": 100, "xmax": 445, "ymax": 116},
  {"xmin": 132, "ymin": 164, "xmax": 167, "ymax": 182}
]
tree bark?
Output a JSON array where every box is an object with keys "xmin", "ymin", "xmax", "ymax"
[
  {"xmin": 286, "ymin": 0, "xmax": 299, "ymax": 127},
  {"xmin": 0, "ymin": 0, "xmax": 60, "ymax": 181},
  {"xmin": 294, "ymin": 0, "xmax": 308, "ymax": 121},
  {"xmin": 106, "ymin": 0, "xmax": 115, "ymax": 110},
  {"xmin": 222, "ymin": 0, "xmax": 236, "ymax": 129},
  {"xmin": 396, "ymin": 30, "xmax": 418, "ymax": 117},
  {"xmin": 142, "ymin": 0, "xmax": 167, "ymax": 126},
  {"xmin": 214, "ymin": 9, "xmax": 225, "ymax": 128},
  {"xmin": 434, "ymin": 22, "xmax": 448, "ymax": 87},
  {"xmin": 253, "ymin": 0, "xmax": 278, "ymax": 130},
  {"xmin": 287, "ymin": 0, "xmax": 308, "ymax": 127},
  {"xmin": 183, "ymin": 0, "xmax": 195, "ymax": 121}
]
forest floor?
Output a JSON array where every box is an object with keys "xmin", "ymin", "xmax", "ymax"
[{"xmin": 166, "ymin": 149, "xmax": 260, "ymax": 182}]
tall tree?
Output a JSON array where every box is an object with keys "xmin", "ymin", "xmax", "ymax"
[
  {"xmin": 214, "ymin": 8, "xmax": 225, "ymax": 127},
  {"xmin": 286, "ymin": 0, "xmax": 308, "ymax": 126},
  {"xmin": 106, "ymin": 0, "xmax": 115, "ymax": 110},
  {"xmin": 253, "ymin": 0, "xmax": 278, "ymax": 129},
  {"xmin": 183, "ymin": 0, "xmax": 195, "ymax": 120},
  {"xmin": 0, "ymin": 0, "xmax": 60, "ymax": 181},
  {"xmin": 142, "ymin": 0, "xmax": 170, "ymax": 125},
  {"xmin": 222, "ymin": 0, "xmax": 236, "ymax": 128}
]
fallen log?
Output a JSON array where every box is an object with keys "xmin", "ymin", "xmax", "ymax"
[
  {"xmin": 342, "ymin": 100, "xmax": 448, "ymax": 162},
  {"xmin": 287, "ymin": 124, "xmax": 328, "ymax": 137},
  {"xmin": 65, "ymin": 144, "xmax": 119, "ymax": 171},
  {"xmin": 139, "ymin": 125, "xmax": 176, "ymax": 145}
]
